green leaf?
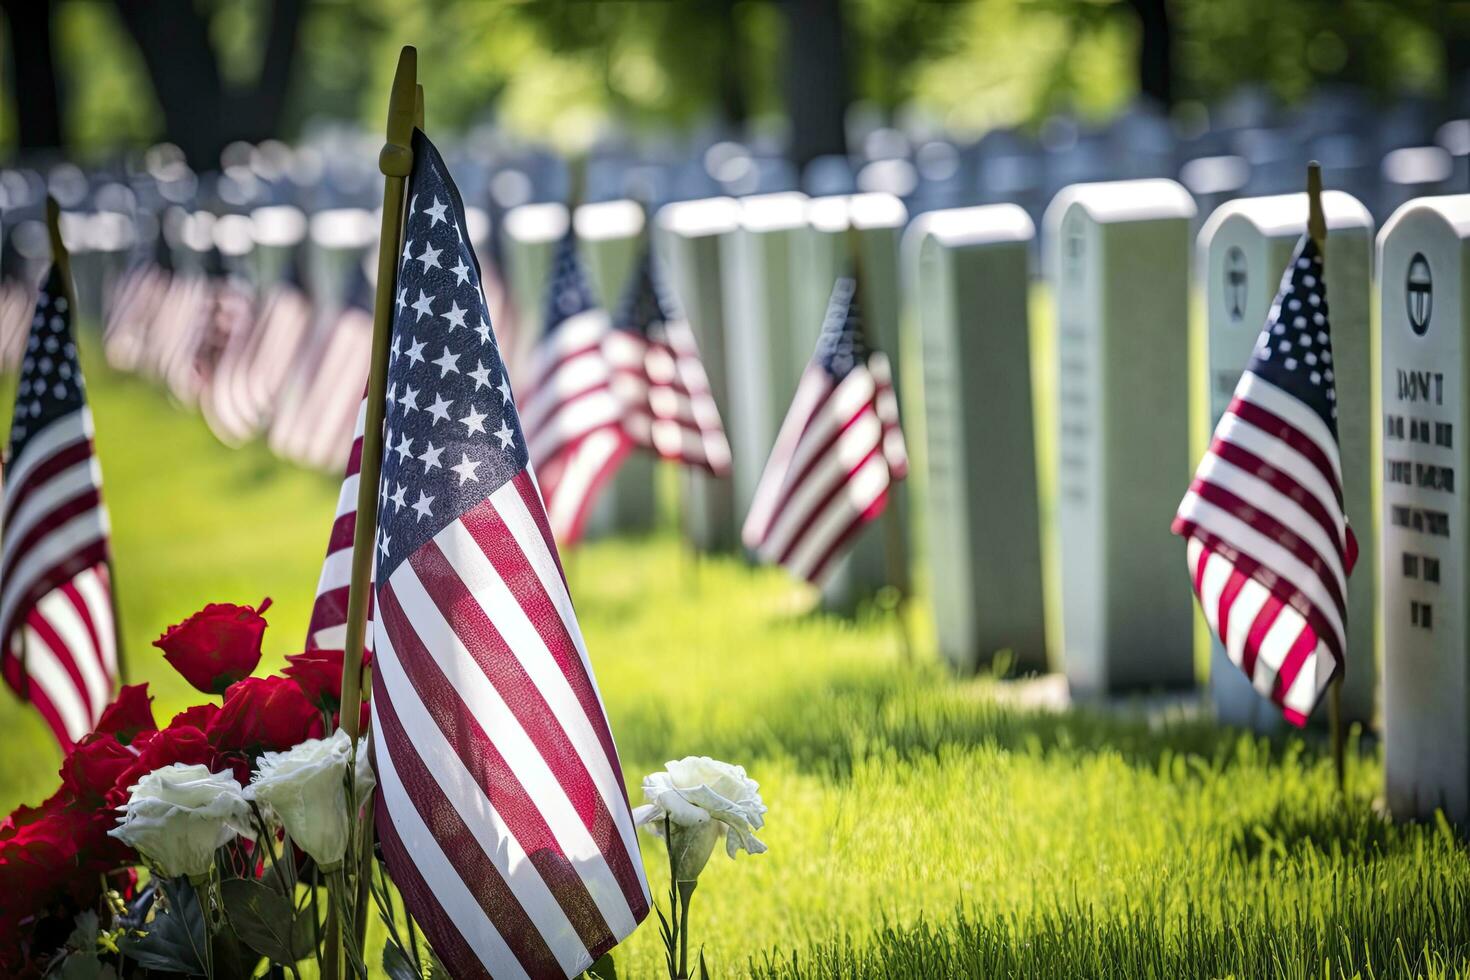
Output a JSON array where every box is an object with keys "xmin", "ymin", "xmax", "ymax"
[
  {"xmin": 585, "ymin": 950, "xmax": 618, "ymax": 979},
  {"xmin": 382, "ymin": 941, "xmax": 421, "ymax": 980},
  {"xmin": 220, "ymin": 877, "xmax": 309, "ymax": 964},
  {"xmin": 117, "ymin": 879, "xmax": 207, "ymax": 976}
]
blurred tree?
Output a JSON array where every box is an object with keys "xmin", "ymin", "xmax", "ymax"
[
  {"xmin": 783, "ymin": 0, "xmax": 850, "ymax": 165},
  {"xmin": 0, "ymin": 0, "xmax": 63, "ymax": 153},
  {"xmin": 110, "ymin": 0, "xmax": 303, "ymax": 168}
]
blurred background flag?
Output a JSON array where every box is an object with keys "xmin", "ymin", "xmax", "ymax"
[
  {"xmin": 268, "ymin": 264, "xmax": 374, "ymax": 472},
  {"xmin": 370, "ymin": 130, "xmax": 650, "ymax": 978},
  {"xmin": 519, "ymin": 229, "xmax": 630, "ymax": 545},
  {"xmin": 743, "ymin": 275, "xmax": 907, "ymax": 585},
  {"xmin": 1172, "ymin": 235, "xmax": 1356, "ymax": 726},
  {"xmin": 605, "ymin": 245, "xmax": 732, "ymax": 476},
  {"xmin": 0, "ymin": 247, "xmax": 115, "ymax": 748}
]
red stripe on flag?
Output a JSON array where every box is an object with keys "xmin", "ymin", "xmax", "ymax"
[
  {"xmin": 515, "ymin": 471, "xmax": 567, "ymax": 590},
  {"xmin": 1226, "ymin": 398, "xmax": 1344, "ymax": 508},
  {"xmin": 1241, "ymin": 593, "xmax": 1285, "ymax": 680}
]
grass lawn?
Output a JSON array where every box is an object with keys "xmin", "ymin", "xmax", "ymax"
[{"xmin": 2, "ymin": 340, "xmax": 1469, "ymax": 978}]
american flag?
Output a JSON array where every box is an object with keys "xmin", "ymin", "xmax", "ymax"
[
  {"xmin": 0, "ymin": 234, "xmax": 38, "ymax": 372},
  {"xmin": 163, "ymin": 255, "xmax": 252, "ymax": 408},
  {"xmin": 103, "ymin": 228, "xmax": 173, "ymax": 373},
  {"xmin": 517, "ymin": 230, "xmax": 631, "ymax": 545},
  {"xmin": 604, "ymin": 246, "xmax": 731, "ymax": 476},
  {"xmin": 1172, "ymin": 236, "xmax": 1356, "ymax": 726},
  {"xmin": 203, "ymin": 258, "xmax": 314, "ymax": 447},
  {"xmin": 370, "ymin": 130, "xmax": 649, "ymax": 978},
  {"xmin": 268, "ymin": 267, "xmax": 373, "ymax": 473},
  {"xmin": 0, "ymin": 261, "xmax": 116, "ymax": 747},
  {"xmin": 743, "ymin": 275, "xmax": 907, "ymax": 584},
  {"xmin": 304, "ymin": 391, "xmax": 371, "ymax": 652}
]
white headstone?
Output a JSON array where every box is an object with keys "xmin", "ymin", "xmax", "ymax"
[
  {"xmin": 720, "ymin": 191, "xmax": 810, "ymax": 516},
  {"xmin": 657, "ymin": 198, "xmax": 742, "ymax": 552},
  {"xmin": 906, "ymin": 204, "xmax": 1048, "ymax": 673},
  {"xmin": 801, "ymin": 193, "xmax": 911, "ymax": 610},
  {"xmin": 1197, "ymin": 191, "xmax": 1377, "ymax": 730},
  {"xmin": 574, "ymin": 200, "xmax": 656, "ymax": 538},
  {"xmin": 1044, "ymin": 179, "xmax": 1197, "ymax": 695},
  {"xmin": 1378, "ymin": 195, "xmax": 1470, "ymax": 822},
  {"xmin": 500, "ymin": 201, "xmax": 570, "ymax": 348}
]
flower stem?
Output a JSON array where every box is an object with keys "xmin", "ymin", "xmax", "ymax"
[{"xmin": 677, "ymin": 879, "xmax": 697, "ymax": 979}]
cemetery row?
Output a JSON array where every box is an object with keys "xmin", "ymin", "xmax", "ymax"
[{"xmin": 0, "ymin": 147, "xmax": 1467, "ymax": 827}]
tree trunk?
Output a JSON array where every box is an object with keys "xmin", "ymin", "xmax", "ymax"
[
  {"xmin": 1, "ymin": 0, "xmax": 63, "ymax": 154},
  {"xmin": 781, "ymin": 0, "xmax": 850, "ymax": 168},
  {"xmin": 714, "ymin": 0, "xmax": 748, "ymax": 128},
  {"xmin": 1127, "ymin": 0, "xmax": 1174, "ymax": 109},
  {"xmin": 111, "ymin": 0, "xmax": 304, "ymax": 169}
]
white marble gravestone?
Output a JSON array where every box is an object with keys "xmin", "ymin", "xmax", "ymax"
[
  {"xmin": 801, "ymin": 193, "xmax": 911, "ymax": 610},
  {"xmin": 1197, "ymin": 191, "xmax": 1377, "ymax": 730},
  {"xmin": 1378, "ymin": 196, "xmax": 1470, "ymax": 822},
  {"xmin": 657, "ymin": 197, "xmax": 742, "ymax": 552},
  {"xmin": 720, "ymin": 191, "xmax": 810, "ymax": 517},
  {"xmin": 308, "ymin": 207, "xmax": 376, "ymax": 313},
  {"xmin": 500, "ymin": 202, "xmax": 570, "ymax": 349},
  {"xmin": 1044, "ymin": 179, "xmax": 1197, "ymax": 696},
  {"xmin": 906, "ymin": 204, "xmax": 1048, "ymax": 674},
  {"xmin": 575, "ymin": 199, "xmax": 656, "ymax": 537}
]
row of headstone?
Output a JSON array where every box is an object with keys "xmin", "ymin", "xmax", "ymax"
[{"xmin": 623, "ymin": 175, "xmax": 1470, "ymax": 830}]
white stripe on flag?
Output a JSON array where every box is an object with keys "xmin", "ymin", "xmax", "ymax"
[
  {"xmin": 34, "ymin": 586, "xmax": 109, "ymax": 716},
  {"xmin": 0, "ymin": 511, "xmax": 110, "ymax": 643},
  {"xmin": 19, "ymin": 620, "xmax": 93, "ymax": 741},
  {"xmin": 74, "ymin": 566, "xmax": 116, "ymax": 676}
]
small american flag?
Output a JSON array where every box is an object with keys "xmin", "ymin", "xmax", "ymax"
[
  {"xmin": 518, "ymin": 229, "xmax": 631, "ymax": 545},
  {"xmin": 268, "ymin": 268, "xmax": 374, "ymax": 473},
  {"xmin": 203, "ymin": 259, "xmax": 314, "ymax": 447},
  {"xmin": 104, "ymin": 229, "xmax": 173, "ymax": 373},
  {"xmin": 743, "ymin": 275, "xmax": 908, "ymax": 584},
  {"xmin": 370, "ymin": 130, "xmax": 649, "ymax": 978},
  {"xmin": 605, "ymin": 246, "xmax": 731, "ymax": 476},
  {"xmin": 1173, "ymin": 236, "xmax": 1356, "ymax": 726},
  {"xmin": 0, "ymin": 261, "xmax": 116, "ymax": 747}
]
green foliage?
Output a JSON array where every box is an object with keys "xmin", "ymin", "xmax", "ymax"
[
  {"xmin": 117, "ymin": 879, "xmax": 208, "ymax": 976},
  {"xmin": 12, "ymin": 0, "xmax": 1463, "ymax": 161}
]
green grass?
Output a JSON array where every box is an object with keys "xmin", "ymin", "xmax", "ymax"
[{"xmin": 2, "ymin": 341, "xmax": 1469, "ymax": 979}]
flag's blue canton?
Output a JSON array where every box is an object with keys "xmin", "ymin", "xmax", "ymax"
[
  {"xmin": 376, "ymin": 130, "xmax": 528, "ymax": 580},
  {"xmin": 8, "ymin": 265, "xmax": 84, "ymax": 455},
  {"xmin": 1249, "ymin": 236, "xmax": 1338, "ymax": 434},
  {"xmin": 813, "ymin": 276, "xmax": 869, "ymax": 381},
  {"xmin": 612, "ymin": 248, "xmax": 678, "ymax": 338},
  {"xmin": 543, "ymin": 230, "xmax": 599, "ymax": 333}
]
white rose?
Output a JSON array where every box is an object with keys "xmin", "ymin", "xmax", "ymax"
[
  {"xmin": 632, "ymin": 756, "xmax": 767, "ymax": 882},
  {"xmin": 246, "ymin": 729, "xmax": 374, "ymax": 871},
  {"xmin": 108, "ymin": 763, "xmax": 253, "ymax": 881}
]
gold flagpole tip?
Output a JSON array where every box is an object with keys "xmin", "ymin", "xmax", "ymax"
[
  {"xmin": 414, "ymin": 84, "xmax": 425, "ymax": 131},
  {"xmin": 1306, "ymin": 161, "xmax": 1326, "ymax": 249},
  {"xmin": 380, "ymin": 46, "xmax": 418, "ymax": 177}
]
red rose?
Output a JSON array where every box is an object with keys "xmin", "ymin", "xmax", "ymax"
[
  {"xmin": 106, "ymin": 724, "xmax": 217, "ymax": 808},
  {"xmin": 154, "ymin": 598, "xmax": 272, "ymax": 694},
  {"xmin": 169, "ymin": 702, "xmax": 221, "ymax": 731},
  {"xmin": 92, "ymin": 683, "xmax": 156, "ymax": 744},
  {"xmin": 208, "ymin": 675, "xmax": 324, "ymax": 757},
  {"xmin": 282, "ymin": 647, "xmax": 372, "ymax": 712},
  {"xmin": 58, "ymin": 733, "xmax": 135, "ymax": 809},
  {"xmin": 0, "ymin": 797, "xmax": 112, "ymax": 969}
]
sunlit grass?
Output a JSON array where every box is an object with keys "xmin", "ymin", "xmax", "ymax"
[{"xmin": 0, "ymin": 339, "xmax": 1467, "ymax": 978}]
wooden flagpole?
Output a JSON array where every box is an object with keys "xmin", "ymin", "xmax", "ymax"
[
  {"xmin": 844, "ymin": 220, "xmax": 913, "ymax": 661},
  {"xmin": 1306, "ymin": 161, "xmax": 1346, "ymax": 795},
  {"xmin": 45, "ymin": 197, "xmax": 129, "ymax": 688},
  {"xmin": 338, "ymin": 45, "xmax": 415, "ymax": 742},
  {"xmin": 327, "ymin": 45, "xmax": 415, "ymax": 980}
]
